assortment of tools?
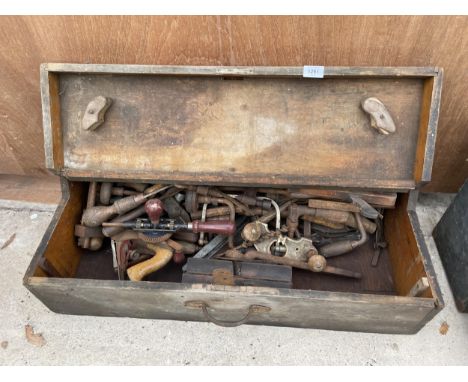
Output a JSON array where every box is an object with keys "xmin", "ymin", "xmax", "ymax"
[{"xmin": 75, "ymin": 182, "xmax": 393, "ymax": 286}]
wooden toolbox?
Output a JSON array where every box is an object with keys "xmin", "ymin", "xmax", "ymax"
[{"xmin": 24, "ymin": 64, "xmax": 444, "ymax": 333}]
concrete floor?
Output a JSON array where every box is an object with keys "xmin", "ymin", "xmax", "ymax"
[{"xmin": 0, "ymin": 193, "xmax": 467, "ymax": 365}]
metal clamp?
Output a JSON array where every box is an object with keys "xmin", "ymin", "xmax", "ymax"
[{"xmin": 185, "ymin": 301, "xmax": 270, "ymax": 327}]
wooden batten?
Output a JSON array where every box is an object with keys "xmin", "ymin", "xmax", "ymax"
[
  {"xmin": 41, "ymin": 69, "xmax": 65, "ymax": 171},
  {"xmin": 42, "ymin": 64, "xmax": 440, "ymax": 78},
  {"xmin": 413, "ymin": 71, "xmax": 443, "ymax": 184}
]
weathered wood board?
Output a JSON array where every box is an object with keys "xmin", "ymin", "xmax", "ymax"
[
  {"xmin": 57, "ymin": 73, "xmax": 424, "ymax": 189},
  {"xmin": 25, "ymin": 277, "xmax": 436, "ymax": 334}
]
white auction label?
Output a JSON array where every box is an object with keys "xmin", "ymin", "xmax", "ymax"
[{"xmin": 303, "ymin": 66, "xmax": 325, "ymax": 78}]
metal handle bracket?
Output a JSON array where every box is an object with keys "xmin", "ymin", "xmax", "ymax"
[{"xmin": 185, "ymin": 301, "xmax": 270, "ymax": 327}]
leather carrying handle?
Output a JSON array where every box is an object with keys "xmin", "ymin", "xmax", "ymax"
[{"xmin": 185, "ymin": 301, "xmax": 270, "ymax": 327}]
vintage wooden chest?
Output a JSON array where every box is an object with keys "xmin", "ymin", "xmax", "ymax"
[{"xmin": 24, "ymin": 64, "xmax": 444, "ymax": 333}]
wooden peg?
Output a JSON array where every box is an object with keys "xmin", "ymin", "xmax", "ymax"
[
  {"xmin": 361, "ymin": 97, "xmax": 396, "ymax": 135},
  {"xmin": 82, "ymin": 96, "xmax": 112, "ymax": 131}
]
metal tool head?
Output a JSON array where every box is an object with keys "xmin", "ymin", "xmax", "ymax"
[{"xmin": 350, "ymin": 195, "xmax": 381, "ymax": 219}]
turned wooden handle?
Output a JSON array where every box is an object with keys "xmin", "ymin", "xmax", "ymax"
[
  {"xmin": 127, "ymin": 243, "xmax": 173, "ymax": 281},
  {"xmin": 191, "ymin": 220, "xmax": 236, "ymax": 235}
]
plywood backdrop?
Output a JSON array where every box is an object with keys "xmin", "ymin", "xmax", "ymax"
[{"xmin": 0, "ymin": 16, "xmax": 466, "ymax": 192}]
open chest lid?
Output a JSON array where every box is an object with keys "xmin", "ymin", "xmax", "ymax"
[{"xmin": 41, "ymin": 64, "xmax": 442, "ymax": 191}]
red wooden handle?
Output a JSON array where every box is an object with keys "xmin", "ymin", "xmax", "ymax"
[
  {"xmin": 191, "ymin": 220, "xmax": 236, "ymax": 235},
  {"xmin": 145, "ymin": 198, "xmax": 164, "ymax": 224}
]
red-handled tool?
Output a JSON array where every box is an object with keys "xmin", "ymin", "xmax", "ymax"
[
  {"xmin": 189, "ymin": 220, "xmax": 236, "ymax": 235},
  {"xmin": 102, "ymin": 218, "xmax": 235, "ymax": 236}
]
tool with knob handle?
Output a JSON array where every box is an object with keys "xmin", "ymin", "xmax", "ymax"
[
  {"xmin": 81, "ymin": 185, "xmax": 169, "ymax": 227},
  {"xmin": 102, "ymin": 218, "xmax": 236, "ymax": 236}
]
